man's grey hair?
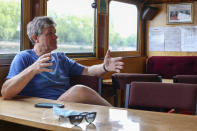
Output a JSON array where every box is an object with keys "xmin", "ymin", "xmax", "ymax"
[{"xmin": 27, "ymin": 16, "xmax": 56, "ymax": 45}]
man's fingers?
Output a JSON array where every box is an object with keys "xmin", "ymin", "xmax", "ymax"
[
  {"xmin": 113, "ymin": 57, "xmax": 123, "ymax": 62},
  {"xmin": 113, "ymin": 66, "xmax": 123, "ymax": 72},
  {"xmin": 115, "ymin": 69, "xmax": 120, "ymax": 73},
  {"xmin": 116, "ymin": 65, "xmax": 124, "ymax": 70},
  {"xmin": 105, "ymin": 50, "xmax": 111, "ymax": 59},
  {"xmin": 40, "ymin": 53, "xmax": 51, "ymax": 58},
  {"xmin": 115, "ymin": 62, "xmax": 124, "ymax": 66},
  {"xmin": 40, "ymin": 57, "xmax": 51, "ymax": 63},
  {"xmin": 40, "ymin": 63, "xmax": 53, "ymax": 68},
  {"xmin": 41, "ymin": 68, "xmax": 53, "ymax": 73},
  {"xmin": 38, "ymin": 53, "xmax": 52, "ymax": 62}
]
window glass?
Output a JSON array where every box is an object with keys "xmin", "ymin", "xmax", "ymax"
[
  {"xmin": 0, "ymin": 0, "xmax": 21, "ymax": 54},
  {"xmin": 47, "ymin": 0, "xmax": 95, "ymax": 54},
  {"xmin": 109, "ymin": 1, "xmax": 137, "ymax": 51}
]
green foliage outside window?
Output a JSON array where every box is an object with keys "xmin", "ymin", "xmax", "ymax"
[
  {"xmin": 49, "ymin": 11, "xmax": 137, "ymax": 52},
  {"xmin": 109, "ymin": 24, "xmax": 137, "ymax": 50},
  {"xmin": 56, "ymin": 16, "xmax": 93, "ymax": 45},
  {"xmin": 0, "ymin": 0, "xmax": 21, "ymax": 54},
  {"xmin": 0, "ymin": 0, "xmax": 137, "ymax": 54},
  {"xmin": 0, "ymin": 0, "xmax": 20, "ymax": 41}
]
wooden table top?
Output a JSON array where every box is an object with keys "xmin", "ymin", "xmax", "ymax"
[{"xmin": 0, "ymin": 96, "xmax": 197, "ymax": 131}]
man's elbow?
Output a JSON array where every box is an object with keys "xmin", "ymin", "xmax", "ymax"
[
  {"xmin": 1, "ymin": 92, "xmax": 14, "ymax": 100},
  {"xmin": 1, "ymin": 85, "xmax": 14, "ymax": 100}
]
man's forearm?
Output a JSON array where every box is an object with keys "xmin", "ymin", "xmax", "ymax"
[
  {"xmin": 83, "ymin": 63, "xmax": 107, "ymax": 77},
  {"xmin": 87, "ymin": 64, "xmax": 106, "ymax": 77},
  {"xmin": 1, "ymin": 66, "xmax": 36, "ymax": 99}
]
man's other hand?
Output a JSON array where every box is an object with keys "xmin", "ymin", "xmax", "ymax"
[
  {"xmin": 31, "ymin": 53, "xmax": 53, "ymax": 74},
  {"xmin": 104, "ymin": 50, "xmax": 124, "ymax": 73}
]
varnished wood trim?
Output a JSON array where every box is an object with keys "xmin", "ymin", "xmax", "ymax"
[
  {"xmin": 145, "ymin": 0, "xmax": 195, "ymax": 4},
  {"xmin": 106, "ymin": 1, "xmax": 143, "ymax": 57},
  {"xmin": 39, "ymin": 0, "xmax": 45, "ymax": 16},
  {"xmin": 22, "ymin": 0, "xmax": 31, "ymax": 50}
]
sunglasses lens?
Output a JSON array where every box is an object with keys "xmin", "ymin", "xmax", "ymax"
[
  {"xmin": 85, "ymin": 112, "xmax": 96, "ymax": 123},
  {"xmin": 69, "ymin": 115, "xmax": 83, "ymax": 126}
]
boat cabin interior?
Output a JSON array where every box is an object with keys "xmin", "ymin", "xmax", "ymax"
[{"xmin": 0, "ymin": 0, "xmax": 197, "ymax": 130}]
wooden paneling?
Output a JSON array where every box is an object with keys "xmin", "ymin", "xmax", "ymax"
[
  {"xmin": 97, "ymin": 14, "xmax": 107, "ymax": 58},
  {"xmin": 118, "ymin": 0, "xmax": 195, "ymax": 4},
  {"xmin": 23, "ymin": 0, "xmax": 45, "ymax": 49},
  {"xmin": 149, "ymin": 51, "xmax": 197, "ymax": 56},
  {"xmin": 22, "ymin": 0, "xmax": 31, "ymax": 50},
  {"xmin": 145, "ymin": 0, "xmax": 195, "ymax": 4},
  {"xmin": 146, "ymin": 2, "xmax": 197, "ymax": 57},
  {"xmin": 76, "ymin": 56, "xmax": 147, "ymax": 79}
]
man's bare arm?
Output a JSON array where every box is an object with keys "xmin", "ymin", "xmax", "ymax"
[
  {"xmin": 82, "ymin": 64, "xmax": 106, "ymax": 77},
  {"xmin": 1, "ymin": 53, "xmax": 53, "ymax": 99},
  {"xmin": 1, "ymin": 66, "xmax": 37, "ymax": 99}
]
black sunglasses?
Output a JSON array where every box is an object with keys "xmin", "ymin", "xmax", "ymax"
[{"xmin": 67, "ymin": 112, "xmax": 97, "ymax": 126}]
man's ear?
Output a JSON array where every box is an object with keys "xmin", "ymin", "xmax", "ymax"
[{"xmin": 32, "ymin": 35, "xmax": 39, "ymax": 43}]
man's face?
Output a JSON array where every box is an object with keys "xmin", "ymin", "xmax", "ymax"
[{"xmin": 37, "ymin": 26, "xmax": 58, "ymax": 52}]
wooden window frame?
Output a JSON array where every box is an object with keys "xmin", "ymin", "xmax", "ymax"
[
  {"xmin": 44, "ymin": 0, "xmax": 98, "ymax": 58},
  {"xmin": 107, "ymin": 0, "xmax": 141, "ymax": 57},
  {"xmin": 0, "ymin": 0, "xmax": 48, "ymax": 64},
  {"xmin": 0, "ymin": 0, "xmax": 144, "ymax": 65}
]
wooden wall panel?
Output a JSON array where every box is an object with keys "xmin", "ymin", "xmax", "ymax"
[
  {"xmin": 145, "ymin": 0, "xmax": 195, "ymax": 4},
  {"xmin": 97, "ymin": 14, "xmax": 107, "ymax": 58},
  {"xmin": 77, "ymin": 57, "xmax": 147, "ymax": 79},
  {"xmin": 146, "ymin": 2, "xmax": 197, "ymax": 57}
]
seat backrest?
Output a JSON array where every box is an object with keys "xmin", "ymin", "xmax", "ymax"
[
  {"xmin": 112, "ymin": 73, "xmax": 162, "ymax": 107},
  {"xmin": 147, "ymin": 56, "xmax": 197, "ymax": 79},
  {"xmin": 112, "ymin": 73, "xmax": 161, "ymax": 90},
  {"xmin": 125, "ymin": 82, "xmax": 197, "ymax": 114},
  {"xmin": 173, "ymin": 75, "xmax": 197, "ymax": 84},
  {"xmin": 70, "ymin": 75, "xmax": 102, "ymax": 95}
]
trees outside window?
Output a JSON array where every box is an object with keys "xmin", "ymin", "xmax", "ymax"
[
  {"xmin": 0, "ymin": 0, "xmax": 21, "ymax": 54},
  {"xmin": 47, "ymin": 0, "xmax": 95, "ymax": 54},
  {"xmin": 109, "ymin": 1, "xmax": 138, "ymax": 52}
]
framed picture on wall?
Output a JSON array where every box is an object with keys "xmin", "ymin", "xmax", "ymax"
[{"xmin": 167, "ymin": 3, "xmax": 193, "ymax": 24}]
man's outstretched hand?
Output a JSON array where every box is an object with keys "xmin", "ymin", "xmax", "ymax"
[{"xmin": 104, "ymin": 50, "xmax": 124, "ymax": 73}]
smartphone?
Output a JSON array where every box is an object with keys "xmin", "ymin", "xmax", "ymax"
[{"xmin": 35, "ymin": 102, "xmax": 64, "ymax": 108}]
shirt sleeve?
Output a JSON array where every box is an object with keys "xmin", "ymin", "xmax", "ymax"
[
  {"xmin": 6, "ymin": 53, "xmax": 29, "ymax": 79},
  {"xmin": 63, "ymin": 54, "xmax": 85, "ymax": 76}
]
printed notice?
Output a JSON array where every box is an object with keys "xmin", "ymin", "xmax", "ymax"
[
  {"xmin": 181, "ymin": 26, "xmax": 197, "ymax": 52},
  {"xmin": 164, "ymin": 27, "xmax": 181, "ymax": 51},
  {"xmin": 149, "ymin": 28, "xmax": 164, "ymax": 51},
  {"xmin": 149, "ymin": 26, "xmax": 197, "ymax": 52}
]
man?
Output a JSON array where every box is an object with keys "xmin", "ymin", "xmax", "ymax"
[{"xmin": 1, "ymin": 16, "xmax": 124, "ymax": 106}]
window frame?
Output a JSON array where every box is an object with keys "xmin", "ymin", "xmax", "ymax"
[
  {"xmin": 45, "ymin": 0, "xmax": 97, "ymax": 58},
  {"xmin": 0, "ymin": 0, "xmax": 142, "ymax": 64},
  {"xmin": 108, "ymin": 0, "xmax": 141, "ymax": 57},
  {"xmin": 0, "ymin": 0, "xmax": 26, "ymax": 64},
  {"xmin": 0, "ymin": 0, "xmax": 49, "ymax": 64}
]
